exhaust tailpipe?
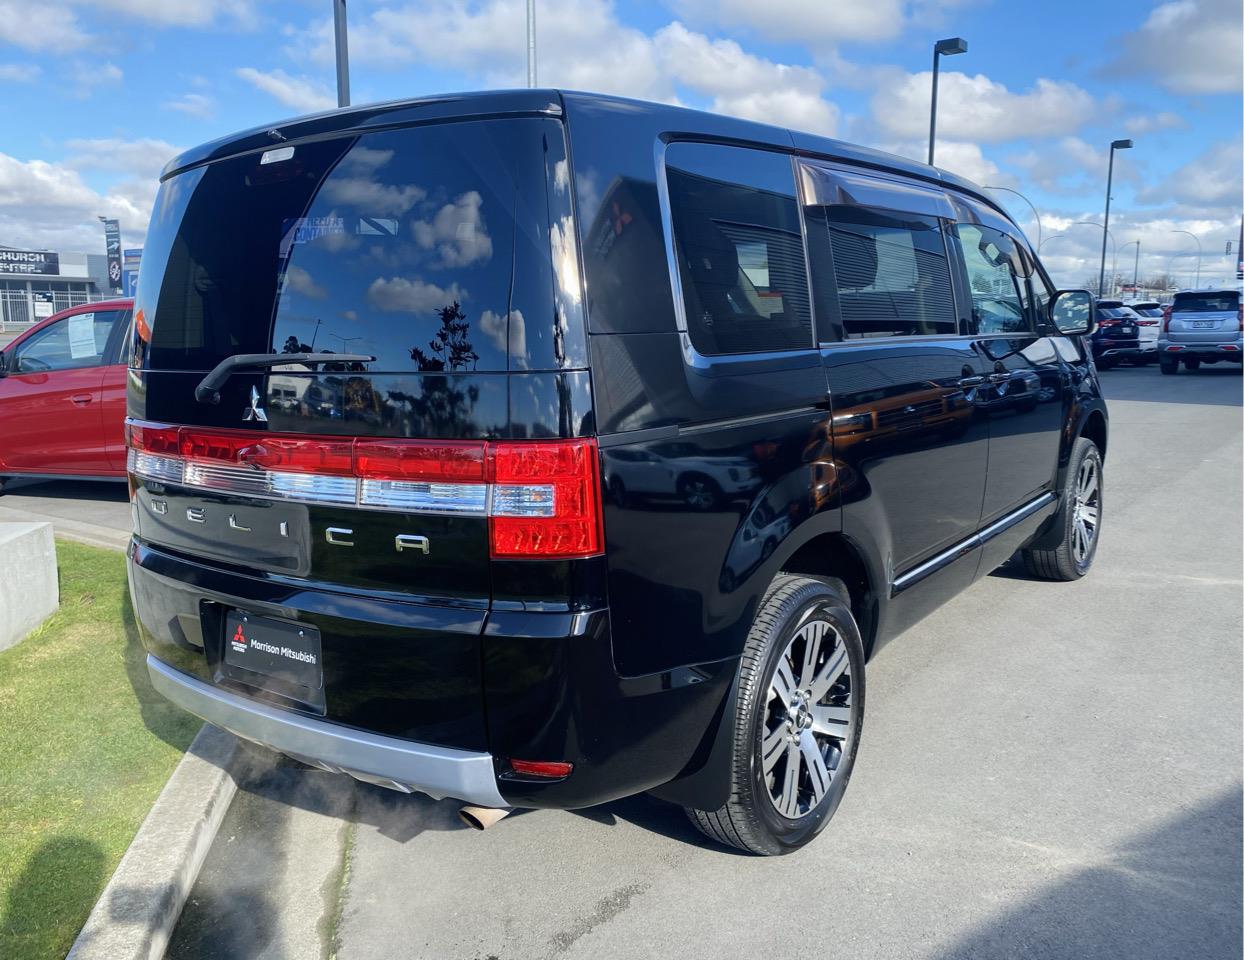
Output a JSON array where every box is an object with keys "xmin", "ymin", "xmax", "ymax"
[{"xmin": 458, "ymin": 806, "xmax": 512, "ymax": 830}]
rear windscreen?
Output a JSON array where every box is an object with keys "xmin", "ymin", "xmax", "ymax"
[
  {"xmin": 1173, "ymin": 291, "xmax": 1240, "ymax": 313},
  {"xmin": 133, "ymin": 117, "xmax": 582, "ymax": 374}
]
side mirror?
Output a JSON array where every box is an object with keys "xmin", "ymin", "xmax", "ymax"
[{"xmin": 1049, "ymin": 289, "xmax": 1097, "ymax": 337}]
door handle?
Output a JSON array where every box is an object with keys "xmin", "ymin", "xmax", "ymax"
[
  {"xmin": 988, "ymin": 372, "xmax": 1012, "ymax": 384},
  {"xmin": 70, "ymin": 393, "xmax": 93, "ymax": 405},
  {"xmin": 957, "ymin": 376, "xmax": 985, "ymax": 388}
]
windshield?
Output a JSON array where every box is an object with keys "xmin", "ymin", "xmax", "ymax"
[
  {"xmin": 132, "ymin": 118, "xmax": 583, "ymax": 375},
  {"xmin": 1172, "ymin": 291, "xmax": 1240, "ymax": 313}
]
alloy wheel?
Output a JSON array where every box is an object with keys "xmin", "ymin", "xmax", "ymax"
[
  {"xmin": 761, "ymin": 614, "xmax": 853, "ymax": 820},
  {"xmin": 1071, "ymin": 456, "xmax": 1100, "ymax": 565}
]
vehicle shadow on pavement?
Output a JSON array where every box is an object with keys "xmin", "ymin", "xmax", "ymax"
[
  {"xmin": 1, "ymin": 835, "xmax": 107, "ymax": 959},
  {"xmin": 567, "ymin": 793, "xmax": 742, "ymax": 853},
  {"xmin": 932, "ymin": 786, "xmax": 1243, "ymax": 960},
  {"xmin": 1, "ymin": 478, "xmax": 130, "ymax": 502}
]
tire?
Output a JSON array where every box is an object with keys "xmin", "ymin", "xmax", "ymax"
[
  {"xmin": 1021, "ymin": 437, "xmax": 1102, "ymax": 581},
  {"xmin": 1159, "ymin": 356, "xmax": 1178, "ymax": 375},
  {"xmin": 678, "ymin": 474, "xmax": 721, "ymax": 511},
  {"xmin": 1184, "ymin": 358, "xmax": 1201, "ymax": 371},
  {"xmin": 685, "ymin": 575, "xmax": 865, "ymax": 855}
]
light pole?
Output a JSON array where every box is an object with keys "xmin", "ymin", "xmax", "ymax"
[
  {"xmin": 984, "ymin": 185, "xmax": 1041, "ymax": 249},
  {"xmin": 333, "ymin": 0, "xmax": 350, "ymax": 107},
  {"xmin": 928, "ymin": 37, "xmax": 967, "ymax": 166},
  {"xmin": 1120, "ymin": 240, "xmax": 1140, "ymax": 292},
  {"xmin": 1170, "ymin": 229, "xmax": 1201, "ymax": 288},
  {"xmin": 526, "ymin": 0, "xmax": 537, "ymax": 87},
  {"xmin": 1099, "ymin": 138, "xmax": 1132, "ymax": 297}
]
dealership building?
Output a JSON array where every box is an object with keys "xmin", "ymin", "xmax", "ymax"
[{"xmin": 0, "ymin": 247, "xmax": 119, "ymax": 327}]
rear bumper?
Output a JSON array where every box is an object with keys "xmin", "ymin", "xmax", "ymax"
[
  {"xmin": 148, "ymin": 654, "xmax": 508, "ymax": 807},
  {"xmin": 1159, "ymin": 340, "xmax": 1243, "ymax": 360}
]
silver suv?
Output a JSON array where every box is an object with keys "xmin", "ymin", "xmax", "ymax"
[{"xmin": 1158, "ymin": 288, "xmax": 1243, "ymax": 374}]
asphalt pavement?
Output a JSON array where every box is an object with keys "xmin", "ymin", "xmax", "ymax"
[
  {"xmin": 13, "ymin": 363, "xmax": 1242, "ymax": 959},
  {"xmin": 0, "ymin": 478, "xmax": 131, "ymax": 551}
]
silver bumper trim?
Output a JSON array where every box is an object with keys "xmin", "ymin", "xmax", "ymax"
[{"xmin": 147, "ymin": 655, "xmax": 507, "ymax": 807}]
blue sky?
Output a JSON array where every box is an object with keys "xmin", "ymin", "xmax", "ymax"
[{"xmin": 0, "ymin": 0, "xmax": 1239, "ymax": 287}]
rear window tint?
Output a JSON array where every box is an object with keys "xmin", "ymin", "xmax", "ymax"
[
  {"xmin": 134, "ymin": 118, "xmax": 582, "ymax": 373},
  {"xmin": 666, "ymin": 141, "xmax": 813, "ymax": 355},
  {"xmin": 1173, "ymin": 291, "xmax": 1239, "ymax": 313},
  {"xmin": 817, "ymin": 206, "xmax": 957, "ymax": 339}
]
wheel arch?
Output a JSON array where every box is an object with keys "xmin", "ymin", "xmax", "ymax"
[{"xmin": 649, "ymin": 534, "xmax": 878, "ymax": 812}]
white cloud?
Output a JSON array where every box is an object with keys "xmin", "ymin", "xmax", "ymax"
[
  {"xmin": 283, "ymin": 2, "xmax": 839, "ymax": 131},
  {"xmin": 1123, "ymin": 111, "xmax": 1187, "ymax": 134},
  {"xmin": 164, "ymin": 92, "xmax": 216, "ymax": 119},
  {"xmin": 65, "ymin": 0, "xmax": 258, "ymax": 28},
  {"xmin": 1007, "ymin": 137, "xmax": 1141, "ymax": 196},
  {"xmin": 64, "ymin": 137, "xmax": 182, "ymax": 181},
  {"xmin": 879, "ymin": 139, "xmax": 1003, "ymax": 184},
  {"xmin": 0, "ymin": 2, "xmax": 91, "ymax": 51},
  {"xmin": 236, "ymin": 67, "xmax": 335, "ymax": 113},
  {"xmin": 1137, "ymin": 138, "xmax": 1244, "ymax": 215},
  {"xmin": 0, "ymin": 63, "xmax": 40, "ymax": 82},
  {"xmin": 0, "ymin": 152, "xmax": 151, "ymax": 252},
  {"xmin": 412, "ymin": 191, "xmax": 493, "ymax": 267},
  {"xmin": 873, "ymin": 72, "xmax": 1096, "ymax": 142},
  {"xmin": 284, "ymin": 266, "xmax": 327, "ymax": 300},
  {"xmin": 367, "ymin": 277, "xmax": 465, "ymax": 314},
  {"xmin": 675, "ymin": 0, "xmax": 902, "ymax": 43},
  {"xmin": 1114, "ymin": 0, "xmax": 1243, "ymax": 94},
  {"xmin": 654, "ymin": 23, "xmax": 837, "ymax": 134},
  {"xmin": 673, "ymin": 0, "xmax": 975, "ymax": 44},
  {"xmin": 67, "ymin": 62, "xmax": 123, "ymax": 100}
]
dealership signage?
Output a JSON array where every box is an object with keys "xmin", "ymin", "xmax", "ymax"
[
  {"xmin": 103, "ymin": 219, "xmax": 122, "ymax": 292},
  {"xmin": 0, "ymin": 249, "xmax": 59, "ymax": 275},
  {"xmin": 122, "ymin": 248, "xmax": 142, "ymax": 297}
]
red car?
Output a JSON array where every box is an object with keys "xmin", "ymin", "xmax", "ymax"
[{"xmin": 0, "ymin": 299, "xmax": 133, "ymax": 491}]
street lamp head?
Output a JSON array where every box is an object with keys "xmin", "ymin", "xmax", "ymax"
[
  {"xmin": 935, "ymin": 37, "xmax": 968, "ymax": 56},
  {"xmin": 1111, "ymin": 139, "xmax": 1134, "ymax": 150}
]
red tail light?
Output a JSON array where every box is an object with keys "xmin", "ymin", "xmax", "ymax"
[
  {"xmin": 1237, "ymin": 304, "xmax": 1242, "ymax": 331},
  {"xmin": 1162, "ymin": 305, "xmax": 1173, "ymax": 332},
  {"xmin": 488, "ymin": 440, "xmax": 603, "ymax": 559},
  {"xmin": 127, "ymin": 423, "xmax": 604, "ymax": 559},
  {"xmin": 1098, "ymin": 318, "xmax": 1120, "ymax": 327}
]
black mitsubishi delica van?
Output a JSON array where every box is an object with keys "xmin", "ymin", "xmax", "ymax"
[{"xmin": 128, "ymin": 90, "xmax": 1107, "ymax": 855}]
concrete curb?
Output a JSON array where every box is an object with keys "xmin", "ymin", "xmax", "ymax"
[{"xmin": 67, "ymin": 724, "xmax": 250, "ymax": 960}]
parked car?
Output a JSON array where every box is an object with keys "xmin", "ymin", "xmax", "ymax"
[
  {"xmin": 1158, "ymin": 288, "xmax": 1243, "ymax": 373},
  {"xmin": 1124, "ymin": 300, "xmax": 1163, "ymax": 358},
  {"xmin": 127, "ymin": 91, "xmax": 1107, "ymax": 856},
  {"xmin": 0, "ymin": 299, "xmax": 133, "ymax": 492},
  {"xmin": 1090, "ymin": 300, "xmax": 1147, "ymax": 367}
]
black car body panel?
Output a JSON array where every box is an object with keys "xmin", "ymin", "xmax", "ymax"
[{"xmin": 129, "ymin": 90, "xmax": 1107, "ymax": 812}]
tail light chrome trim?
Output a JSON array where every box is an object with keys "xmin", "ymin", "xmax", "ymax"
[{"xmin": 126, "ymin": 421, "xmax": 604, "ymax": 559}]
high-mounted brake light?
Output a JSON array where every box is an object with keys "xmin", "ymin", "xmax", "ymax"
[{"xmin": 126, "ymin": 423, "xmax": 604, "ymax": 560}]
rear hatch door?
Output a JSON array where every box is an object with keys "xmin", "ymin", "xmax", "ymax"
[
  {"xmin": 1167, "ymin": 291, "xmax": 1240, "ymax": 343},
  {"xmin": 128, "ymin": 114, "xmax": 585, "ymax": 748}
]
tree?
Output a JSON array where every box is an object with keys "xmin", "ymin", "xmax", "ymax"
[{"xmin": 410, "ymin": 301, "xmax": 479, "ymax": 372}]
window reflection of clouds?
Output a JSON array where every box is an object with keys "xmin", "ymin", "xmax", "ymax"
[
  {"xmin": 481, "ymin": 309, "xmax": 526, "ymax": 366},
  {"xmin": 284, "ymin": 265, "xmax": 327, "ymax": 300},
  {"xmin": 411, "ymin": 190, "xmax": 492, "ymax": 268},
  {"xmin": 367, "ymin": 277, "xmax": 465, "ymax": 314}
]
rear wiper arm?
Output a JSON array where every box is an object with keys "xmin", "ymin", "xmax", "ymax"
[{"xmin": 194, "ymin": 353, "xmax": 375, "ymax": 404}]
